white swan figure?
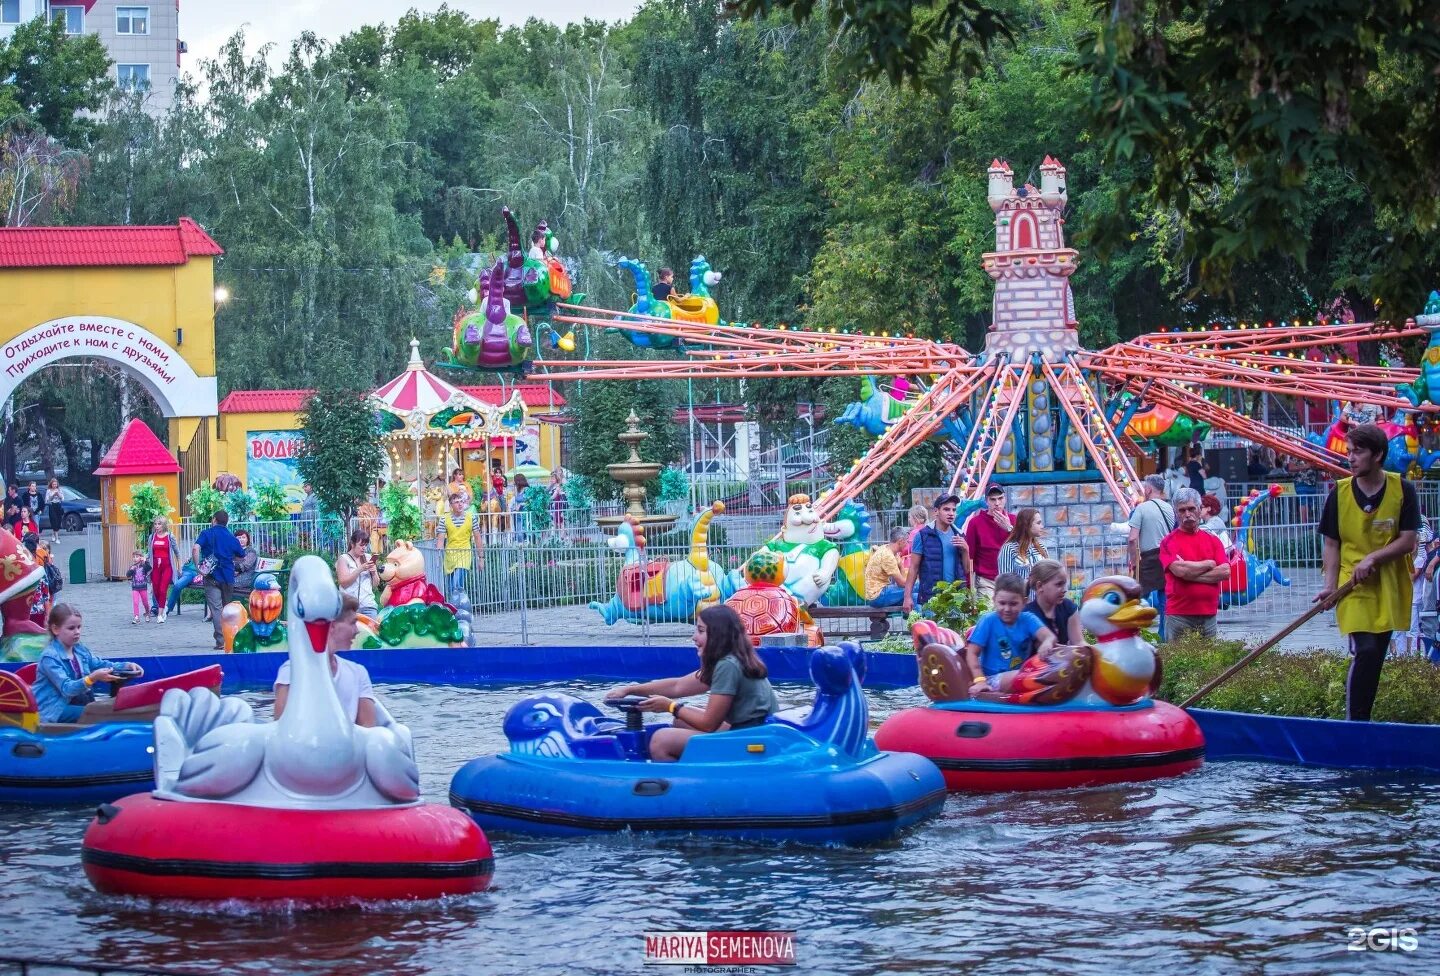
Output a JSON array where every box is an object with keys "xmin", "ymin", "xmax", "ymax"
[{"xmin": 152, "ymin": 555, "xmax": 420, "ymax": 809}]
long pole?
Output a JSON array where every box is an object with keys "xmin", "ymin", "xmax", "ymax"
[{"xmin": 1179, "ymin": 579, "xmax": 1358, "ymax": 709}]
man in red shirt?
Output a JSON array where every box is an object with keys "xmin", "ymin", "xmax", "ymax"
[
  {"xmin": 1158, "ymin": 487, "xmax": 1230, "ymax": 641},
  {"xmin": 964, "ymin": 484, "xmax": 1016, "ymax": 599}
]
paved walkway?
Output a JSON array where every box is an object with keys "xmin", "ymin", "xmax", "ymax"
[{"xmin": 50, "ymin": 575, "xmax": 1353, "ymax": 659}]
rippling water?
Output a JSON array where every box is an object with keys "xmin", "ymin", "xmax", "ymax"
[{"xmin": 2, "ymin": 682, "xmax": 1436, "ymax": 975}]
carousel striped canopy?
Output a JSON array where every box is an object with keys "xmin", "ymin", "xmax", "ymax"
[{"xmin": 372, "ymin": 338, "xmax": 479, "ymax": 417}]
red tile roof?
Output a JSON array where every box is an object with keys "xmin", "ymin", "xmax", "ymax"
[
  {"xmin": 0, "ymin": 218, "xmax": 223, "ymax": 268},
  {"xmin": 218, "ymin": 390, "xmax": 313, "ymax": 414},
  {"xmin": 460, "ymin": 384, "xmax": 566, "ymax": 408},
  {"xmin": 93, "ymin": 419, "xmax": 182, "ymax": 477},
  {"xmin": 219, "ymin": 384, "xmax": 565, "ymax": 414}
]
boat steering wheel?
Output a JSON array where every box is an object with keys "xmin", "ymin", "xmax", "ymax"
[{"xmin": 605, "ymin": 695, "xmax": 648, "ymax": 733}]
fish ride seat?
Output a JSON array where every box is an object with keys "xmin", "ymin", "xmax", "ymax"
[{"xmin": 809, "ymin": 605, "xmax": 900, "ymax": 641}]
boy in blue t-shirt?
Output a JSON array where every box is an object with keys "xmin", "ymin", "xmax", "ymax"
[{"xmin": 965, "ymin": 572, "xmax": 1057, "ymax": 695}]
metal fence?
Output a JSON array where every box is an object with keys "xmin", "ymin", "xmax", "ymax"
[{"xmin": 94, "ymin": 518, "xmax": 347, "ymax": 579}]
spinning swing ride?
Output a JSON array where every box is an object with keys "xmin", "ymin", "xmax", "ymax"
[{"xmin": 526, "ymin": 156, "xmax": 1434, "ymax": 518}]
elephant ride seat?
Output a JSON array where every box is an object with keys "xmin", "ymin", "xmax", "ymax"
[{"xmin": 618, "ymin": 562, "xmax": 668, "ymax": 612}]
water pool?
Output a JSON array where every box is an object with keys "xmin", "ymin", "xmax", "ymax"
[{"xmin": 2, "ymin": 682, "xmax": 1436, "ymax": 975}]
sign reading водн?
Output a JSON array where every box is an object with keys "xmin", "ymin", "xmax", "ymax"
[{"xmin": 0, "ymin": 316, "xmax": 217, "ymax": 417}]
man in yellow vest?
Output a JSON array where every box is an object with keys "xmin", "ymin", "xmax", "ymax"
[{"xmin": 1314, "ymin": 423, "xmax": 1419, "ymax": 721}]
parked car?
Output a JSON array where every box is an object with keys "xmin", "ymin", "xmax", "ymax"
[{"xmin": 37, "ymin": 487, "xmax": 102, "ymax": 532}]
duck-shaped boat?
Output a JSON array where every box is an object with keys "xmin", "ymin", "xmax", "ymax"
[
  {"xmin": 81, "ymin": 556, "xmax": 492, "ymax": 903},
  {"xmin": 875, "ymin": 576, "xmax": 1205, "ymax": 792},
  {"xmin": 0, "ymin": 663, "xmax": 221, "ymax": 805},
  {"xmin": 449, "ymin": 642, "xmax": 945, "ymax": 846}
]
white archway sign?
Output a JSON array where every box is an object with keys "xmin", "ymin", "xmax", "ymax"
[{"xmin": 0, "ymin": 316, "xmax": 218, "ymax": 417}]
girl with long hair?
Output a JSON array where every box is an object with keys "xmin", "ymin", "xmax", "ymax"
[
  {"xmin": 1025, "ymin": 559, "xmax": 1083, "ymax": 646},
  {"xmin": 997, "ymin": 507, "xmax": 1048, "ymax": 577},
  {"xmin": 606, "ymin": 605, "xmax": 779, "ymax": 762}
]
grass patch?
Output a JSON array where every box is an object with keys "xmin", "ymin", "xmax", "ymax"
[{"xmin": 1157, "ymin": 633, "xmax": 1440, "ymax": 724}]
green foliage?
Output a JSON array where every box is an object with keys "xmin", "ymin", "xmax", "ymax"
[
  {"xmin": 563, "ymin": 475, "xmax": 596, "ymax": 522},
  {"xmin": 186, "ymin": 484, "xmax": 225, "ymax": 525},
  {"xmin": 379, "ymin": 483, "xmax": 424, "ymax": 543},
  {"xmin": 0, "ymin": 17, "xmax": 112, "ymax": 142},
  {"xmin": 295, "ymin": 365, "xmax": 384, "ymax": 520},
  {"xmin": 223, "ymin": 488, "xmax": 256, "ymax": 522},
  {"xmin": 252, "ymin": 482, "xmax": 292, "ymax": 523},
  {"xmin": 121, "ymin": 481, "xmax": 174, "ymax": 534},
  {"xmin": 1157, "ymin": 634, "xmax": 1440, "ymax": 724},
  {"xmin": 520, "ymin": 486, "xmax": 553, "ymax": 532},
  {"xmin": 920, "ymin": 580, "xmax": 990, "ymax": 634},
  {"xmin": 657, "ymin": 467, "xmax": 689, "ymax": 503}
]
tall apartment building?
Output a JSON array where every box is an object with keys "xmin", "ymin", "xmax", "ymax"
[{"xmin": 2, "ymin": 1, "xmax": 184, "ymax": 116}]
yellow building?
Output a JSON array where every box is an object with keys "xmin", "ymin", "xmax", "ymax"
[
  {"xmin": 0, "ymin": 219, "xmax": 222, "ymax": 501},
  {"xmin": 214, "ymin": 383, "xmax": 567, "ymax": 500}
]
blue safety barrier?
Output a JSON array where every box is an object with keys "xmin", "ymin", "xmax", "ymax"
[
  {"xmin": 1, "ymin": 645, "xmax": 921, "ymax": 692},
  {"xmin": 1189, "ymin": 708, "xmax": 1440, "ymax": 773}
]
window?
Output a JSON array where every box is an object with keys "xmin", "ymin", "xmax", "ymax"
[
  {"xmin": 1, "ymin": 0, "xmax": 19, "ymax": 26},
  {"xmin": 116, "ymin": 6, "xmax": 149, "ymax": 35},
  {"xmin": 50, "ymin": 5, "xmax": 84, "ymax": 34},
  {"xmin": 116, "ymin": 63, "xmax": 150, "ymax": 91}
]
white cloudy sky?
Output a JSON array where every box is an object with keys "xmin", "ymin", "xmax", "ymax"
[{"xmin": 182, "ymin": 1, "xmax": 642, "ymax": 74}]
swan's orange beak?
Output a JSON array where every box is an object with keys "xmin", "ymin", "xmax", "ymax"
[{"xmin": 306, "ymin": 620, "xmax": 331, "ymax": 653}]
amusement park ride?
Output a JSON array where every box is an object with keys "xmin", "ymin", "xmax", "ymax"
[
  {"xmin": 436, "ymin": 158, "xmax": 1438, "ymax": 524},
  {"xmin": 524, "ymin": 156, "xmax": 1435, "ymax": 519}
]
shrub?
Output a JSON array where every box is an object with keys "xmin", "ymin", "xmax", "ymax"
[
  {"xmin": 186, "ymin": 483, "xmax": 224, "ymax": 524},
  {"xmin": 252, "ymin": 482, "xmax": 292, "ymax": 523},
  {"xmin": 919, "ymin": 581, "xmax": 990, "ymax": 635},
  {"xmin": 223, "ymin": 488, "xmax": 256, "ymax": 522},
  {"xmin": 521, "ymin": 485, "xmax": 553, "ymax": 531},
  {"xmin": 121, "ymin": 481, "xmax": 173, "ymax": 534},
  {"xmin": 1157, "ymin": 633, "xmax": 1440, "ymax": 723},
  {"xmin": 379, "ymin": 483, "xmax": 424, "ymax": 543},
  {"xmin": 658, "ymin": 467, "xmax": 689, "ymax": 503}
]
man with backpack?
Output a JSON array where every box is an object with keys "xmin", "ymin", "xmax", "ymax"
[{"xmin": 1128, "ymin": 474, "xmax": 1175, "ymax": 630}]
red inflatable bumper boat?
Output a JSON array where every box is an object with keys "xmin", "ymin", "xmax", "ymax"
[
  {"xmin": 875, "ymin": 699, "xmax": 1204, "ymax": 793},
  {"xmin": 82, "ymin": 793, "xmax": 493, "ymax": 902}
]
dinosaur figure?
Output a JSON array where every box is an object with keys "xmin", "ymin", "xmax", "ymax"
[
  {"xmin": 1305, "ymin": 402, "xmax": 1415, "ymax": 473},
  {"xmin": 820, "ymin": 501, "xmax": 874, "ymax": 607},
  {"xmin": 1400, "ymin": 290, "xmax": 1440, "ymax": 407},
  {"xmin": 836, "ymin": 376, "xmax": 915, "ymax": 437},
  {"xmin": 519, "ymin": 218, "xmax": 582, "ymax": 351},
  {"xmin": 590, "ymin": 503, "xmax": 725, "ymax": 625},
  {"xmin": 609, "ymin": 258, "xmax": 678, "ymax": 350},
  {"xmin": 442, "ymin": 260, "xmax": 534, "ymax": 371},
  {"xmin": 1219, "ymin": 484, "xmax": 1293, "ymax": 609},
  {"xmin": 1121, "ymin": 398, "xmax": 1210, "ymax": 446},
  {"xmin": 665, "ymin": 255, "xmax": 723, "ymax": 325}
]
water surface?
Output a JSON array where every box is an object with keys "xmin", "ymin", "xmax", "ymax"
[{"xmin": 1, "ymin": 682, "xmax": 1435, "ymax": 975}]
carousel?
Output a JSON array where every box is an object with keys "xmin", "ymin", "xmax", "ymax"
[{"xmin": 372, "ymin": 339, "xmax": 528, "ymax": 516}]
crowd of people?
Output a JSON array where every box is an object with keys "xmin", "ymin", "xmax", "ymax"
[{"xmin": 863, "ymin": 423, "xmax": 1432, "ymax": 722}]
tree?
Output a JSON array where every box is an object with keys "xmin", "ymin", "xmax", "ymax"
[
  {"xmin": 736, "ymin": 0, "xmax": 1440, "ymax": 312},
  {"xmin": 295, "ymin": 365, "xmax": 384, "ymax": 519},
  {"xmin": 0, "ymin": 17, "xmax": 112, "ymax": 143},
  {"xmin": 0, "ymin": 124, "xmax": 87, "ymax": 226}
]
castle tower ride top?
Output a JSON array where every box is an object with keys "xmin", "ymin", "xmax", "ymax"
[{"xmin": 982, "ymin": 156, "xmax": 1080, "ymax": 359}]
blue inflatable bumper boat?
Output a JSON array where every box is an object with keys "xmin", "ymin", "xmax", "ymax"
[
  {"xmin": 1, "ymin": 723, "xmax": 155, "ymax": 805},
  {"xmin": 449, "ymin": 643, "xmax": 945, "ymax": 846}
]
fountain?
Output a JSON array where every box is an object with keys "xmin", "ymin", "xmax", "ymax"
[{"xmin": 594, "ymin": 410, "xmax": 679, "ymax": 534}]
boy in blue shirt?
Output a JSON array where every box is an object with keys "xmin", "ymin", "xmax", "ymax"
[{"xmin": 965, "ymin": 572, "xmax": 1057, "ymax": 695}]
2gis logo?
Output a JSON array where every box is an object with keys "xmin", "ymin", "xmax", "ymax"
[{"xmin": 1345, "ymin": 926, "xmax": 1418, "ymax": 952}]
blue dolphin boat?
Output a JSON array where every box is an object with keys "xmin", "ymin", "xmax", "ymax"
[
  {"xmin": 449, "ymin": 642, "xmax": 946, "ymax": 846},
  {"xmin": 0, "ymin": 723, "xmax": 155, "ymax": 805}
]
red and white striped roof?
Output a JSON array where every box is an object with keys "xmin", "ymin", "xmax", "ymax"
[{"xmin": 372, "ymin": 338, "xmax": 478, "ymax": 415}]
